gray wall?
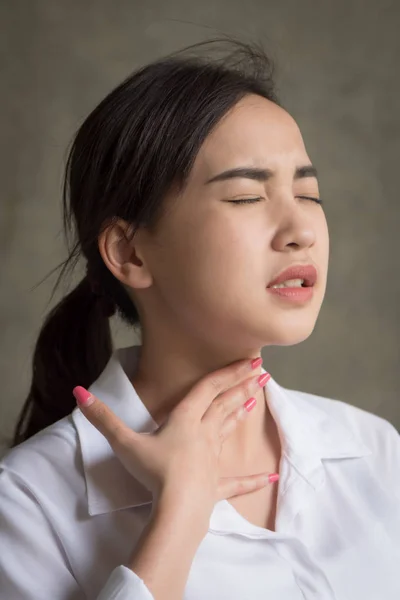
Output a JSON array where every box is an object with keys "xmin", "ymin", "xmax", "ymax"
[{"xmin": 1, "ymin": 0, "xmax": 399, "ymax": 454}]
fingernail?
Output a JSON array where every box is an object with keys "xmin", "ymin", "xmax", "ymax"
[
  {"xmin": 268, "ymin": 473, "xmax": 279, "ymax": 483},
  {"xmin": 244, "ymin": 397, "xmax": 257, "ymax": 412},
  {"xmin": 251, "ymin": 357, "xmax": 263, "ymax": 369},
  {"xmin": 73, "ymin": 386, "xmax": 94, "ymax": 407},
  {"xmin": 257, "ymin": 373, "xmax": 271, "ymax": 387}
]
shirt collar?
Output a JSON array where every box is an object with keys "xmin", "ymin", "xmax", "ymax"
[{"xmin": 72, "ymin": 346, "xmax": 371, "ymax": 517}]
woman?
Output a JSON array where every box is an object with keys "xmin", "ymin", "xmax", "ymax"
[{"xmin": 0, "ymin": 40, "xmax": 399, "ymax": 600}]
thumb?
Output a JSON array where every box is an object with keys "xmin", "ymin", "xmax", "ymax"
[
  {"xmin": 217, "ymin": 472, "xmax": 279, "ymax": 500},
  {"xmin": 72, "ymin": 385, "xmax": 140, "ymax": 448}
]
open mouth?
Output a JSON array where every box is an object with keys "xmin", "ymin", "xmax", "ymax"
[
  {"xmin": 267, "ymin": 265, "xmax": 317, "ymax": 289},
  {"xmin": 266, "ymin": 266, "xmax": 317, "ymax": 303},
  {"xmin": 269, "ymin": 278, "xmax": 312, "ymax": 289}
]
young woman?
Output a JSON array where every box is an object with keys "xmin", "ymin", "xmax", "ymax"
[{"xmin": 0, "ymin": 40, "xmax": 399, "ymax": 600}]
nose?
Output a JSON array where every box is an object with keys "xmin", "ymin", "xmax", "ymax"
[{"xmin": 270, "ymin": 203, "xmax": 316, "ymax": 253}]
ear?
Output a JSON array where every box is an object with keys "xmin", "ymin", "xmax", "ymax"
[{"xmin": 98, "ymin": 219, "xmax": 153, "ymax": 290}]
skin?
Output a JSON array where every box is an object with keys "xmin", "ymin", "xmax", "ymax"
[{"xmin": 99, "ymin": 93, "xmax": 329, "ymax": 476}]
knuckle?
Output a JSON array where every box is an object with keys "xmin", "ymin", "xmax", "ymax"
[
  {"xmin": 208, "ymin": 374, "xmax": 223, "ymax": 395},
  {"xmin": 248, "ymin": 477, "xmax": 258, "ymax": 489},
  {"xmin": 236, "ymin": 479, "xmax": 247, "ymax": 493},
  {"xmin": 242, "ymin": 379, "xmax": 254, "ymax": 401},
  {"xmin": 237, "ymin": 477, "xmax": 257, "ymax": 494},
  {"xmin": 214, "ymin": 399, "xmax": 227, "ymax": 417}
]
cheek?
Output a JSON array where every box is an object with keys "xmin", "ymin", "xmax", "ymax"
[
  {"xmin": 194, "ymin": 217, "xmax": 265, "ymax": 284},
  {"xmin": 155, "ymin": 217, "xmax": 264, "ymax": 306}
]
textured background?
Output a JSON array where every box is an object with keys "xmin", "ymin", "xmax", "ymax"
[{"xmin": 1, "ymin": 0, "xmax": 399, "ymax": 454}]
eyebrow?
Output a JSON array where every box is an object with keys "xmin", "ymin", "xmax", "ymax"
[{"xmin": 205, "ymin": 164, "xmax": 318, "ymax": 184}]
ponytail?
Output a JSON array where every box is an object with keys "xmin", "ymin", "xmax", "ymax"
[{"xmin": 11, "ymin": 276, "xmax": 113, "ymax": 447}]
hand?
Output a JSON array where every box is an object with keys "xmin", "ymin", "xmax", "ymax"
[{"xmin": 73, "ymin": 357, "xmax": 277, "ymax": 530}]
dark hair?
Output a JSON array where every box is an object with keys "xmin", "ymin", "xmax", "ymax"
[{"xmin": 11, "ymin": 38, "xmax": 279, "ymax": 447}]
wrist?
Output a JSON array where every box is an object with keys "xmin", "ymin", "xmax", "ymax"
[{"xmin": 152, "ymin": 490, "xmax": 210, "ymax": 539}]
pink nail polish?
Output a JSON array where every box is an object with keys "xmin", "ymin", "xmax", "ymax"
[
  {"xmin": 244, "ymin": 397, "xmax": 257, "ymax": 412},
  {"xmin": 268, "ymin": 473, "xmax": 279, "ymax": 483},
  {"xmin": 257, "ymin": 373, "xmax": 271, "ymax": 387},
  {"xmin": 251, "ymin": 357, "xmax": 263, "ymax": 369},
  {"xmin": 73, "ymin": 386, "xmax": 94, "ymax": 406}
]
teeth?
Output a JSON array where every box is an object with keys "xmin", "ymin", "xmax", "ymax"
[{"xmin": 272, "ymin": 279, "xmax": 304, "ymax": 289}]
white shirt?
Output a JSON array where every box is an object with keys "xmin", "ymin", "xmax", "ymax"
[{"xmin": 1, "ymin": 345, "xmax": 399, "ymax": 600}]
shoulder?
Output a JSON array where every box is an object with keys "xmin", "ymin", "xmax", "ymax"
[
  {"xmin": 295, "ymin": 387, "xmax": 399, "ymax": 451},
  {"xmin": 0, "ymin": 420, "xmax": 89, "ymax": 597},
  {"xmin": 0, "ymin": 415, "xmax": 84, "ymax": 505},
  {"xmin": 287, "ymin": 386, "xmax": 400, "ymax": 492}
]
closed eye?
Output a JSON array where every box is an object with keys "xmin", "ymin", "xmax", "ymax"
[
  {"xmin": 297, "ymin": 195, "xmax": 323, "ymax": 205},
  {"xmin": 228, "ymin": 196, "xmax": 323, "ymax": 205},
  {"xmin": 228, "ymin": 197, "xmax": 263, "ymax": 204}
]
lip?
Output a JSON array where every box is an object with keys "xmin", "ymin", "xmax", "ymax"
[
  {"xmin": 267, "ymin": 264, "xmax": 318, "ymax": 288},
  {"xmin": 266, "ymin": 264, "xmax": 317, "ymax": 304}
]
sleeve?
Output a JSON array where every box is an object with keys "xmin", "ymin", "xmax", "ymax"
[
  {"xmin": 377, "ymin": 419, "xmax": 400, "ymax": 501},
  {"xmin": 0, "ymin": 468, "xmax": 154, "ymax": 600}
]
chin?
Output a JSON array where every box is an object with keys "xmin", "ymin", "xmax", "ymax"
[
  {"xmin": 268, "ymin": 326, "xmax": 315, "ymax": 347},
  {"xmin": 259, "ymin": 311, "xmax": 320, "ymax": 347},
  {"xmin": 256, "ymin": 288, "xmax": 325, "ymax": 346}
]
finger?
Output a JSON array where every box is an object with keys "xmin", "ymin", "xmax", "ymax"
[
  {"xmin": 217, "ymin": 395, "xmax": 258, "ymax": 441},
  {"xmin": 217, "ymin": 472, "xmax": 280, "ymax": 501},
  {"xmin": 179, "ymin": 357, "xmax": 264, "ymax": 420},
  {"xmin": 202, "ymin": 371, "xmax": 270, "ymax": 430},
  {"xmin": 73, "ymin": 386, "xmax": 137, "ymax": 447}
]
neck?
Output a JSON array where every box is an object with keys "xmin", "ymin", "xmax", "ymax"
[{"xmin": 129, "ymin": 327, "xmax": 281, "ymax": 470}]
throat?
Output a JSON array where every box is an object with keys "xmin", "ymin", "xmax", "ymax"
[{"xmin": 219, "ymin": 389, "xmax": 281, "ymax": 477}]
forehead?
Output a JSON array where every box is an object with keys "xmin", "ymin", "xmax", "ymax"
[{"xmin": 193, "ymin": 94, "xmax": 309, "ymax": 177}]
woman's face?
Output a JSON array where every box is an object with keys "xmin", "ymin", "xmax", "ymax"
[{"xmin": 133, "ymin": 94, "xmax": 329, "ymax": 349}]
